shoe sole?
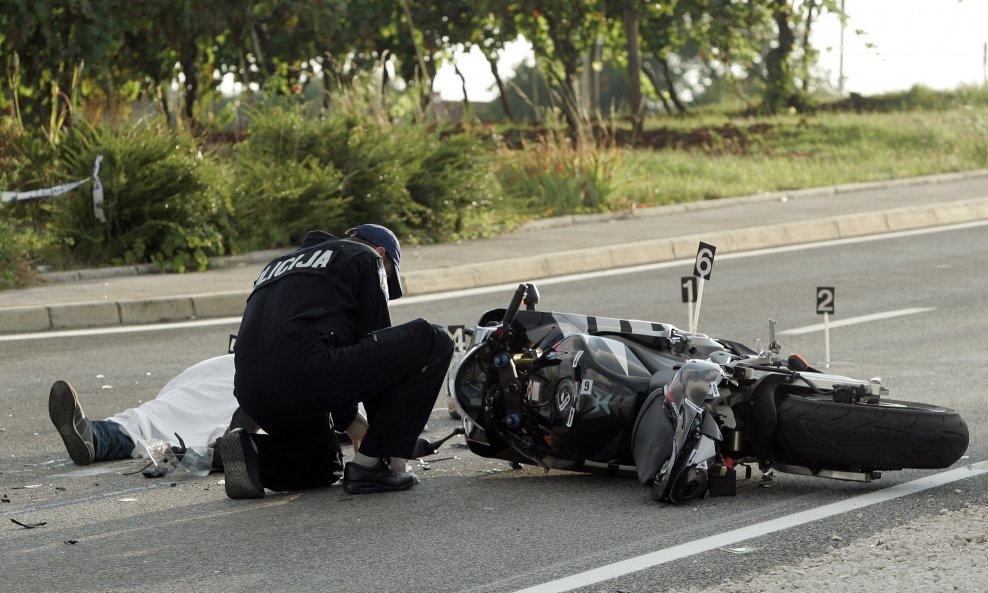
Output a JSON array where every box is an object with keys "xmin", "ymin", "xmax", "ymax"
[
  {"xmin": 342, "ymin": 479, "xmax": 416, "ymax": 495},
  {"xmin": 219, "ymin": 432, "xmax": 265, "ymax": 499},
  {"xmin": 342, "ymin": 483, "xmax": 415, "ymax": 494},
  {"xmin": 48, "ymin": 381, "xmax": 95, "ymax": 466}
]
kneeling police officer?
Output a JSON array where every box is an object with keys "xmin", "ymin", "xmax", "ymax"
[{"xmin": 220, "ymin": 224, "xmax": 454, "ymax": 498}]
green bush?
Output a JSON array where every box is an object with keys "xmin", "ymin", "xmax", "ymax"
[
  {"xmin": 0, "ymin": 120, "xmax": 60, "ymax": 228},
  {"xmin": 230, "ymin": 107, "xmax": 424, "ymax": 250},
  {"xmin": 0, "ymin": 216, "xmax": 40, "ymax": 289},
  {"xmin": 51, "ymin": 119, "xmax": 231, "ymax": 272},
  {"xmin": 229, "ymin": 105, "xmax": 507, "ymax": 249},
  {"xmin": 229, "ymin": 107, "xmax": 350, "ymax": 249},
  {"xmin": 497, "ymin": 132, "xmax": 619, "ymax": 216},
  {"xmin": 321, "ymin": 116, "xmax": 426, "ymax": 238},
  {"xmin": 407, "ymin": 132, "xmax": 506, "ymax": 242}
]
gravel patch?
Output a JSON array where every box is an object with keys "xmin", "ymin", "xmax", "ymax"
[{"xmin": 681, "ymin": 504, "xmax": 988, "ymax": 593}]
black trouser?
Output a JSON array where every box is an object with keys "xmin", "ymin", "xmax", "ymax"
[{"xmin": 235, "ymin": 318, "xmax": 454, "ymax": 491}]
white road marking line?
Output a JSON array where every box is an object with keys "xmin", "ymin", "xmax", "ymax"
[
  {"xmin": 778, "ymin": 307, "xmax": 935, "ymax": 336},
  {"xmin": 386, "ymin": 221, "xmax": 988, "ymax": 302},
  {"xmin": 4, "ymin": 220, "xmax": 983, "ymax": 341},
  {"xmin": 1, "ymin": 305, "xmax": 934, "ymax": 343},
  {"xmin": 511, "ymin": 462, "xmax": 988, "ymax": 593},
  {"xmin": 0, "ymin": 316, "xmax": 243, "ymax": 342}
]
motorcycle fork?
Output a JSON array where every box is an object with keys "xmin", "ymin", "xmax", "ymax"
[{"xmin": 722, "ymin": 427, "xmax": 744, "ymax": 456}]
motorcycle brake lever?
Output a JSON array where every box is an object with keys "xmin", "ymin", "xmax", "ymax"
[{"xmin": 767, "ymin": 319, "xmax": 781, "ymax": 355}]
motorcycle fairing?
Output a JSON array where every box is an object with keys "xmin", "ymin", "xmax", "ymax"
[
  {"xmin": 453, "ymin": 309, "xmax": 728, "ymax": 472},
  {"xmin": 512, "ymin": 309, "xmax": 731, "ymax": 362},
  {"xmin": 533, "ymin": 334, "xmax": 648, "ymax": 464},
  {"xmin": 653, "ymin": 360, "xmax": 726, "ymax": 500},
  {"xmin": 631, "ymin": 386, "xmax": 675, "ymax": 485}
]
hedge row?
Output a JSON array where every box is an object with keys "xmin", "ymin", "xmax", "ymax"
[{"xmin": 0, "ymin": 106, "xmax": 516, "ymax": 288}]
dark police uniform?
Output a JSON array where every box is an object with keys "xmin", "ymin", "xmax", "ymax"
[{"xmin": 233, "ymin": 230, "xmax": 454, "ymax": 491}]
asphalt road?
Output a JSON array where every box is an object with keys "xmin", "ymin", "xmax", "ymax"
[{"xmin": 1, "ymin": 222, "xmax": 986, "ymax": 593}]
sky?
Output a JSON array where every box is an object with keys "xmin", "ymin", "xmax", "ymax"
[{"xmin": 435, "ymin": 0, "xmax": 988, "ymax": 102}]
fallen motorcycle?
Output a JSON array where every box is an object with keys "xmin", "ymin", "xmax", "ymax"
[{"xmin": 448, "ymin": 283, "xmax": 969, "ymax": 503}]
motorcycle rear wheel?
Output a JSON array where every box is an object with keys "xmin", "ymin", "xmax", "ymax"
[{"xmin": 773, "ymin": 395, "xmax": 969, "ymax": 470}]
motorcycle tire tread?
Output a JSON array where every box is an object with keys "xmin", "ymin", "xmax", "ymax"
[{"xmin": 772, "ymin": 395, "xmax": 969, "ymax": 470}]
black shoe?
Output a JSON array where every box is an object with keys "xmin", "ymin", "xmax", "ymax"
[
  {"xmin": 342, "ymin": 460, "xmax": 416, "ymax": 494},
  {"xmin": 227, "ymin": 406, "xmax": 260, "ymax": 434},
  {"xmin": 218, "ymin": 429, "xmax": 264, "ymax": 499},
  {"xmin": 48, "ymin": 380, "xmax": 95, "ymax": 465}
]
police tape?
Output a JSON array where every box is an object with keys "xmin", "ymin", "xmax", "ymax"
[{"xmin": 1, "ymin": 155, "xmax": 106, "ymax": 223}]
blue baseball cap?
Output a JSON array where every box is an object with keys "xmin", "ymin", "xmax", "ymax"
[{"xmin": 348, "ymin": 224, "xmax": 403, "ymax": 299}]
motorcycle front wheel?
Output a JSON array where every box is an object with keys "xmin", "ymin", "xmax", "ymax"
[{"xmin": 772, "ymin": 395, "xmax": 969, "ymax": 470}]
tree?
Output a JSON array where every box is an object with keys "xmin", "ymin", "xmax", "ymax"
[
  {"xmin": 513, "ymin": 1, "xmax": 610, "ymax": 136},
  {"xmin": 0, "ymin": 0, "xmax": 132, "ymax": 131},
  {"xmin": 676, "ymin": 0, "xmax": 772, "ymax": 111},
  {"xmin": 211, "ymin": 0, "xmax": 358, "ymax": 117},
  {"xmin": 604, "ymin": 0, "xmax": 646, "ymax": 132},
  {"xmin": 757, "ymin": 0, "xmax": 840, "ymax": 113},
  {"xmin": 430, "ymin": 0, "xmax": 526, "ymax": 123},
  {"xmin": 621, "ymin": 4, "xmax": 643, "ymax": 132},
  {"xmin": 489, "ymin": 60, "xmax": 546, "ymax": 124},
  {"xmin": 762, "ymin": 0, "xmax": 799, "ymax": 112},
  {"xmin": 471, "ymin": 2, "xmax": 525, "ymax": 123}
]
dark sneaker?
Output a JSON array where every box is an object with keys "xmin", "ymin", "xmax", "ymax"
[
  {"xmin": 48, "ymin": 380, "xmax": 95, "ymax": 465},
  {"xmin": 342, "ymin": 459, "xmax": 416, "ymax": 494},
  {"xmin": 218, "ymin": 429, "xmax": 264, "ymax": 499}
]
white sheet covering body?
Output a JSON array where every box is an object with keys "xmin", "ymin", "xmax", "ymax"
[{"xmin": 106, "ymin": 355, "xmax": 237, "ymax": 459}]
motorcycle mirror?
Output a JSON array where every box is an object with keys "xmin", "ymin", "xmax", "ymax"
[
  {"xmin": 502, "ymin": 284, "xmax": 529, "ymax": 325},
  {"xmin": 411, "ymin": 427, "xmax": 466, "ymax": 458},
  {"xmin": 524, "ymin": 283, "xmax": 540, "ymax": 309}
]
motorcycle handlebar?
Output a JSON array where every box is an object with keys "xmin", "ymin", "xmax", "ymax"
[{"xmin": 501, "ymin": 283, "xmax": 528, "ymax": 327}]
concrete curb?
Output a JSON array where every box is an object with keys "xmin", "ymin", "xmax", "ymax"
[
  {"xmin": 39, "ymin": 249, "xmax": 286, "ymax": 283},
  {"xmin": 4, "ymin": 196, "xmax": 986, "ymax": 335},
  {"xmin": 0, "ymin": 292, "xmax": 251, "ymax": 334},
  {"xmin": 35, "ymin": 168, "xmax": 988, "ymax": 284},
  {"xmin": 402, "ymin": 197, "xmax": 988, "ymax": 295},
  {"xmin": 516, "ymin": 168, "xmax": 988, "ymax": 231}
]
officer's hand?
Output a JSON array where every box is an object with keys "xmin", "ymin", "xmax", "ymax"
[{"xmin": 346, "ymin": 412, "xmax": 369, "ymax": 451}]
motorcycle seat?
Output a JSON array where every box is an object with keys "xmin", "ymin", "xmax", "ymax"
[{"xmin": 648, "ymin": 369, "xmax": 677, "ymax": 394}]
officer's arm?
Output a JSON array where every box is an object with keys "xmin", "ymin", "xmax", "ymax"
[{"xmin": 354, "ymin": 252, "xmax": 392, "ymax": 336}]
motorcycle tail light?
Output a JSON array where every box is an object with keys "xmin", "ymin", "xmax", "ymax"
[{"xmin": 787, "ymin": 353, "xmax": 810, "ymax": 371}]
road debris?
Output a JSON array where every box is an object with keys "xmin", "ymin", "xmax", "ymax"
[{"xmin": 721, "ymin": 546, "xmax": 757, "ymax": 554}]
